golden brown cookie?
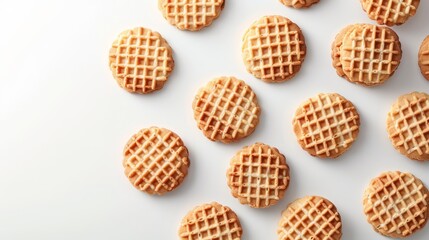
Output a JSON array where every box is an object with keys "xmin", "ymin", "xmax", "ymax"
[
  {"xmin": 158, "ymin": 0, "xmax": 225, "ymax": 31},
  {"xmin": 178, "ymin": 202, "xmax": 243, "ymax": 240},
  {"xmin": 109, "ymin": 27, "xmax": 174, "ymax": 94},
  {"xmin": 226, "ymin": 143, "xmax": 290, "ymax": 208},
  {"xmin": 386, "ymin": 92, "xmax": 429, "ymax": 161},
  {"xmin": 122, "ymin": 127, "xmax": 190, "ymax": 195},
  {"xmin": 192, "ymin": 76, "xmax": 261, "ymax": 143},
  {"xmin": 340, "ymin": 24, "xmax": 401, "ymax": 87},
  {"xmin": 242, "ymin": 15, "xmax": 306, "ymax": 83},
  {"xmin": 418, "ymin": 35, "xmax": 429, "ymax": 81},
  {"xmin": 360, "ymin": 0, "xmax": 420, "ymax": 26},
  {"xmin": 331, "ymin": 24, "xmax": 357, "ymax": 79},
  {"xmin": 277, "ymin": 196, "xmax": 342, "ymax": 240},
  {"xmin": 363, "ymin": 171, "xmax": 429, "ymax": 238},
  {"xmin": 293, "ymin": 93, "xmax": 360, "ymax": 158},
  {"xmin": 279, "ymin": 0, "xmax": 320, "ymax": 8}
]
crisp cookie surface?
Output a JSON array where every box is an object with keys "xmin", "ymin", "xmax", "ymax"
[
  {"xmin": 158, "ymin": 0, "xmax": 224, "ymax": 31},
  {"xmin": 109, "ymin": 27, "xmax": 174, "ymax": 94},
  {"xmin": 279, "ymin": 0, "xmax": 320, "ymax": 8},
  {"xmin": 122, "ymin": 127, "xmax": 189, "ymax": 195},
  {"xmin": 340, "ymin": 24, "xmax": 401, "ymax": 86},
  {"xmin": 361, "ymin": 0, "xmax": 420, "ymax": 26},
  {"xmin": 178, "ymin": 202, "xmax": 243, "ymax": 240},
  {"xmin": 387, "ymin": 92, "xmax": 429, "ymax": 161},
  {"xmin": 418, "ymin": 36, "xmax": 429, "ymax": 80},
  {"xmin": 293, "ymin": 93, "xmax": 360, "ymax": 158},
  {"xmin": 363, "ymin": 171, "xmax": 429, "ymax": 238},
  {"xmin": 340, "ymin": 24, "xmax": 402, "ymax": 86},
  {"xmin": 277, "ymin": 196, "xmax": 342, "ymax": 240},
  {"xmin": 226, "ymin": 143, "xmax": 290, "ymax": 208},
  {"xmin": 331, "ymin": 24, "xmax": 357, "ymax": 79},
  {"xmin": 242, "ymin": 15, "xmax": 306, "ymax": 83},
  {"xmin": 192, "ymin": 76, "xmax": 260, "ymax": 143}
]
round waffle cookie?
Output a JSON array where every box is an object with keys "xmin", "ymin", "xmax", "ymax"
[
  {"xmin": 360, "ymin": 0, "xmax": 420, "ymax": 26},
  {"xmin": 363, "ymin": 171, "xmax": 429, "ymax": 238},
  {"xmin": 122, "ymin": 127, "xmax": 190, "ymax": 195},
  {"xmin": 192, "ymin": 76, "xmax": 260, "ymax": 143},
  {"xmin": 386, "ymin": 92, "xmax": 429, "ymax": 161},
  {"xmin": 242, "ymin": 15, "xmax": 306, "ymax": 83},
  {"xmin": 419, "ymin": 36, "xmax": 429, "ymax": 81},
  {"xmin": 339, "ymin": 24, "xmax": 402, "ymax": 87},
  {"xmin": 109, "ymin": 27, "xmax": 174, "ymax": 94},
  {"xmin": 293, "ymin": 93, "xmax": 360, "ymax": 158},
  {"xmin": 279, "ymin": 0, "xmax": 320, "ymax": 8},
  {"xmin": 277, "ymin": 196, "xmax": 342, "ymax": 240},
  {"xmin": 226, "ymin": 143, "xmax": 290, "ymax": 208},
  {"xmin": 178, "ymin": 202, "xmax": 243, "ymax": 240},
  {"xmin": 158, "ymin": 0, "xmax": 225, "ymax": 31}
]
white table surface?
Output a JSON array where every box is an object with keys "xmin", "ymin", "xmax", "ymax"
[{"xmin": 1, "ymin": 0, "xmax": 429, "ymax": 239}]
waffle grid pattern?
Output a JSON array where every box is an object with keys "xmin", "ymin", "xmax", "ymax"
[
  {"xmin": 228, "ymin": 144, "xmax": 289, "ymax": 208},
  {"xmin": 194, "ymin": 77, "xmax": 259, "ymax": 141},
  {"xmin": 161, "ymin": 0, "xmax": 224, "ymax": 30},
  {"xmin": 331, "ymin": 25, "xmax": 355, "ymax": 78},
  {"xmin": 341, "ymin": 25, "xmax": 400, "ymax": 85},
  {"xmin": 363, "ymin": 0, "xmax": 418, "ymax": 25},
  {"xmin": 389, "ymin": 95, "xmax": 429, "ymax": 156},
  {"xmin": 123, "ymin": 128, "xmax": 188, "ymax": 193},
  {"xmin": 180, "ymin": 203, "xmax": 242, "ymax": 240},
  {"xmin": 294, "ymin": 94, "xmax": 359, "ymax": 157},
  {"xmin": 364, "ymin": 172, "xmax": 429, "ymax": 237},
  {"xmin": 110, "ymin": 27, "xmax": 173, "ymax": 93},
  {"xmin": 243, "ymin": 16, "xmax": 305, "ymax": 81},
  {"xmin": 278, "ymin": 197, "xmax": 342, "ymax": 240}
]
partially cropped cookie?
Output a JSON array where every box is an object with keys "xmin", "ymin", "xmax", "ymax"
[
  {"xmin": 360, "ymin": 0, "xmax": 420, "ymax": 26},
  {"xmin": 192, "ymin": 76, "xmax": 260, "ymax": 143},
  {"xmin": 387, "ymin": 92, "xmax": 429, "ymax": 161},
  {"xmin": 279, "ymin": 0, "xmax": 320, "ymax": 8},
  {"xmin": 242, "ymin": 15, "xmax": 306, "ymax": 83},
  {"xmin": 419, "ymin": 36, "xmax": 429, "ymax": 81},
  {"xmin": 158, "ymin": 0, "xmax": 225, "ymax": 31},
  {"xmin": 339, "ymin": 24, "xmax": 402, "ymax": 87},
  {"xmin": 293, "ymin": 93, "xmax": 360, "ymax": 158},
  {"xmin": 363, "ymin": 171, "xmax": 429, "ymax": 238},
  {"xmin": 178, "ymin": 202, "xmax": 243, "ymax": 240},
  {"xmin": 227, "ymin": 143, "xmax": 290, "ymax": 208},
  {"xmin": 122, "ymin": 127, "xmax": 190, "ymax": 195},
  {"xmin": 331, "ymin": 24, "xmax": 357, "ymax": 79},
  {"xmin": 278, "ymin": 196, "xmax": 342, "ymax": 240},
  {"xmin": 109, "ymin": 27, "xmax": 174, "ymax": 94}
]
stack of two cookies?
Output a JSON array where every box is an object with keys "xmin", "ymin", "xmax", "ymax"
[{"xmin": 332, "ymin": 24, "xmax": 402, "ymax": 87}]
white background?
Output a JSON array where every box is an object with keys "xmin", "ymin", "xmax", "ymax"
[{"xmin": 1, "ymin": 0, "xmax": 429, "ymax": 239}]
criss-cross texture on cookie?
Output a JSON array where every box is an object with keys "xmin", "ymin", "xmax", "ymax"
[
  {"xmin": 159, "ymin": 0, "xmax": 224, "ymax": 31},
  {"xmin": 364, "ymin": 171, "xmax": 429, "ymax": 238},
  {"xmin": 123, "ymin": 127, "xmax": 189, "ymax": 195},
  {"xmin": 387, "ymin": 93, "xmax": 429, "ymax": 160},
  {"xmin": 227, "ymin": 143, "xmax": 290, "ymax": 208},
  {"xmin": 419, "ymin": 36, "xmax": 429, "ymax": 80},
  {"xmin": 362, "ymin": 0, "xmax": 420, "ymax": 26},
  {"xmin": 179, "ymin": 202, "xmax": 242, "ymax": 240},
  {"xmin": 293, "ymin": 93, "xmax": 360, "ymax": 158},
  {"xmin": 109, "ymin": 27, "xmax": 174, "ymax": 93},
  {"xmin": 193, "ymin": 77, "xmax": 260, "ymax": 143},
  {"xmin": 242, "ymin": 16, "xmax": 306, "ymax": 82},
  {"xmin": 278, "ymin": 196, "xmax": 342, "ymax": 240},
  {"xmin": 340, "ymin": 25, "xmax": 401, "ymax": 86}
]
